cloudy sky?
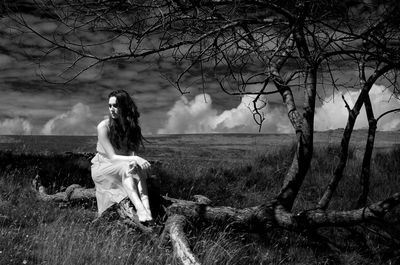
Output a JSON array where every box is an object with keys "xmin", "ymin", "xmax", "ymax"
[{"xmin": 0, "ymin": 8, "xmax": 399, "ymax": 136}]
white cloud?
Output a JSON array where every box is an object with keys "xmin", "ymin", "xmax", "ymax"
[
  {"xmin": 0, "ymin": 117, "xmax": 32, "ymax": 135},
  {"xmin": 159, "ymin": 84, "xmax": 400, "ymax": 134},
  {"xmin": 41, "ymin": 103, "xmax": 97, "ymax": 135},
  {"xmin": 315, "ymin": 84, "xmax": 400, "ymax": 131},
  {"xmin": 158, "ymin": 94, "xmax": 218, "ymax": 134},
  {"xmin": 158, "ymin": 93, "xmax": 291, "ymax": 134}
]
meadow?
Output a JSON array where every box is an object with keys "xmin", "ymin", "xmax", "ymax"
[{"xmin": 0, "ymin": 132, "xmax": 399, "ymax": 264}]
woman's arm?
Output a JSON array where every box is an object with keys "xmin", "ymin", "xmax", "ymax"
[
  {"xmin": 97, "ymin": 121, "xmax": 133, "ymax": 162},
  {"xmin": 97, "ymin": 121, "xmax": 151, "ymax": 169}
]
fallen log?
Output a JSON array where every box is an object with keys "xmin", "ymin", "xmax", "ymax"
[
  {"xmin": 163, "ymin": 194, "xmax": 400, "ymax": 231},
  {"xmin": 32, "ymin": 175, "xmax": 400, "ymax": 265},
  {"xmin": 31, "ymin": 174, "xmax": 156, "ymax": 234},
  {"xmin": 32, "ymin": 175, "xmax": 400, "ymax": 233},
  {"xmin": 162, "ymin": 214, "xmax": 201, "ymax": 265},
  {"xmin": 34, "ymin": 183, "xmax": 96, "ymax": 203}
]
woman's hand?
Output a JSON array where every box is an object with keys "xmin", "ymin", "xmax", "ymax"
[
  {"xmin": 128, "ymin": 160, "xmax": 139, "ymax": 174},
  {"xmin": 134, "ymin": 156, "xmax": 151, "ymax": 170}
]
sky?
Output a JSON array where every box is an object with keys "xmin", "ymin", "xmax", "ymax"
[{"xmin": 0, "ymin": 10, "xmax": 399, "ymax": 136}]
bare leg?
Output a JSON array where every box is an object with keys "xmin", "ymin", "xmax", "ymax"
[
  {"xmin": 122, "ymin": 175, "xmax": 152, "ymax": 222},
  {"xmin": 137, "ymin": 170, "xmax": 152, "ymax": 219}
]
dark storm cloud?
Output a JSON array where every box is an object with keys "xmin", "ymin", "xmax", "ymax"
[
  {"xmin": 1, "ymin": 4, "xmax": 399, "ymax": 135},
  {"xmin": 0, "ymin": 11, "xmax": 186, "ymax": 135},
  {"xmin": 0, "ymin": 8, "xmax": 286, "ymax": 135}
]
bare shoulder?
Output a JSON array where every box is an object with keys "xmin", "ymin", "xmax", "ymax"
[{"xmin": 97, "ymin": 119, "xmax": 110, "ymax": 130}]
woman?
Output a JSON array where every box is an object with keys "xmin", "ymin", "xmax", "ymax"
[{"xmin": 91, "ymin": 89, "xmax": 153, "ymax": 223}]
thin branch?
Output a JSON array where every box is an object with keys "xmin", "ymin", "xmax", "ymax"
[
  {"xmin": 341, "ymin": 93, "xmax": 351, "ymax": 112},
  {"xmin": 377, "ymin": 108, "xmax": 400, "ymax": 122}
]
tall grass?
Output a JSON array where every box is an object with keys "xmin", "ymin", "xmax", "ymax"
[{"xmin": 0, "ymin": 145, "xmax": 399, "ymax": 264}]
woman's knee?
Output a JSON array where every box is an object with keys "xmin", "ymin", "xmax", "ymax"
[{"xmin": 131, "ymin": 168, "xmax": 149, "ymax": 180}]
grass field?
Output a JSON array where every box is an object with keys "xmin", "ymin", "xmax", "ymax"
[
  {"xmin": 1, "ymin": 129, "xmax": 399, "ymax": 161},
  {"xmin": 0, "ymin": 132, "xmax": 399, "ymax": 264}
]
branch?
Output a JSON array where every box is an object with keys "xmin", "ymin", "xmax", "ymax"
[
  {"xmin": 341, "ymin": 93, "xmax": 351, "ymax": 112},
  {"xmin": 377, "ymin": 108, "xmax": 400, "ymax": 122},
  {"xmin": 356, "ymin": 106, "xmax": 400, "ymax": 207},
  {"xmin": 17, "ymin": 10, "xmax": 242, "ymax": 63},
  {"xmin": 32, "ymin": 178, "xmax": 400, "ymax": 240},
  {"xmin": 1, "ymin": 0, "xmax": 58, "ymax": 18},
  {"xmin": 32, "ymin": 176, "xmax": 154, "ymax": 234},
  {"xmin": 318, "ymin": 94, "xmax": 360, "ymax": 210},
  {"xmin": 318, "ymin": 64, "xmax": 395, "ymax": 210},
  {"xmin": 294, "ymin": 192, "xmax": 400, "ymax": 228},
  {"xmin": 164, "ymin": 193, "xmax": 400, "ymax": 231},
  {"xmin": 32, "ymin": 175, "xmax": 96, "ymax": 202},
  {"xmin": 163, "ymin": 215, "xmax": 201, "ymax": 265},
  {"xmin": 275, "ymin": 67, "xmax": 317, "ymax": 211}
]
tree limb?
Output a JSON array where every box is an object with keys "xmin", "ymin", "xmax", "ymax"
[
  {"xmin": 31, "ymin": 176, "xmax": 400, "ymax": 231},
  {"xmin": 163, "ymin": 214, "xmax": 201, "ymax": 265},
  {"xmin": 318, "ymin": 64, "xmax": 395, "ymax": 210},
  {"xmin": 356, "ymin": 95, "xmax": 376, "ymax": 208}
]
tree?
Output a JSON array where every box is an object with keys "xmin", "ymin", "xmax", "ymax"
[{"xmin": 4, "ymin": 0, "xmax": 400, "ymax": 264}]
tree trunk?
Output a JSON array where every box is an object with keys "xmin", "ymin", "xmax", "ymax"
[{"xmin": 356, "ymin": 95, "xmax": 376, "ymax": 208}]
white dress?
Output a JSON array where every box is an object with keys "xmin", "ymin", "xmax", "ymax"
[{"xmin": 91, "ymin": 140, "xmax": 132, "ymax": 215}]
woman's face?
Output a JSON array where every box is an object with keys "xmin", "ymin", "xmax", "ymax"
[{"xmin": 108, "ymin": 96, "xmax": 119, "ymax": 119}]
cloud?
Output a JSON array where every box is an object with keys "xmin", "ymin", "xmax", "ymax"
[
  {"xmin": 158, "ymin": 93, "xmax": 291, "ymax": 134},
  {"xmin": 0, "ymin": 54, "xmax": 14, "ymax": 69},
  {"xmin": 159, "ymin": 84, "xmax": 400, "ymax": 134},
  {"xmin": 158, "ymin": 94, "xmax": 218, "ymax": 134},
  {"xmin": 41, "ymin": 103, "xmax": 97, "ymax": 135},
  {"xmin": 315, "ymin": 84, "xmax": 400, "ymax": 131},
  {"xmin": 0, "ymin": 117, "xmax": 32, "ymax": 135}
]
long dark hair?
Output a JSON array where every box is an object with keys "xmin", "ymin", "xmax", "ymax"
[{"xmin": 108, "ymin": 89, "xmax": 144, "ymax": 152}]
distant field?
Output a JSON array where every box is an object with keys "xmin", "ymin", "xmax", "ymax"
[{"xmin": 0, "ymin": 130, "xmax": 399, "ymax": 162}]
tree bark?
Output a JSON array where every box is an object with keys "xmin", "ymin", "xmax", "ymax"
[
  {"xmin": 32, "ymin": 178, "xmax": 154, "ymax": 233},
  {"xmin": 162, "ymin": 215, "xmax": 201, "ymax": 265},
  {"xmin": 32, "ymin": 178, "xmax": 96, "ymax": 202},
  {"xmin": 356, "ymin": 95, "xmax": 376, "ymax": 208},
  {"xmin": 163, "ymin": 194, "xmax": 400, "ymax": 231},
  {"xmin": 32, "ymin": 176, "xmax": 400, "ymax": 265},
  {"xmin": 318, "ymin": 64, "xmax": 394, "ymax": 210},
  {"xmin": 31, "ymin": 179, "xmax": 400, "ymax": 230},
  {"xmin": 317, "ymin": 106, "xmax": 357, "ymax": 210},
  {"xmin": 275, "ymin": 66, "xmax": 317, "ymax": 211}
]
